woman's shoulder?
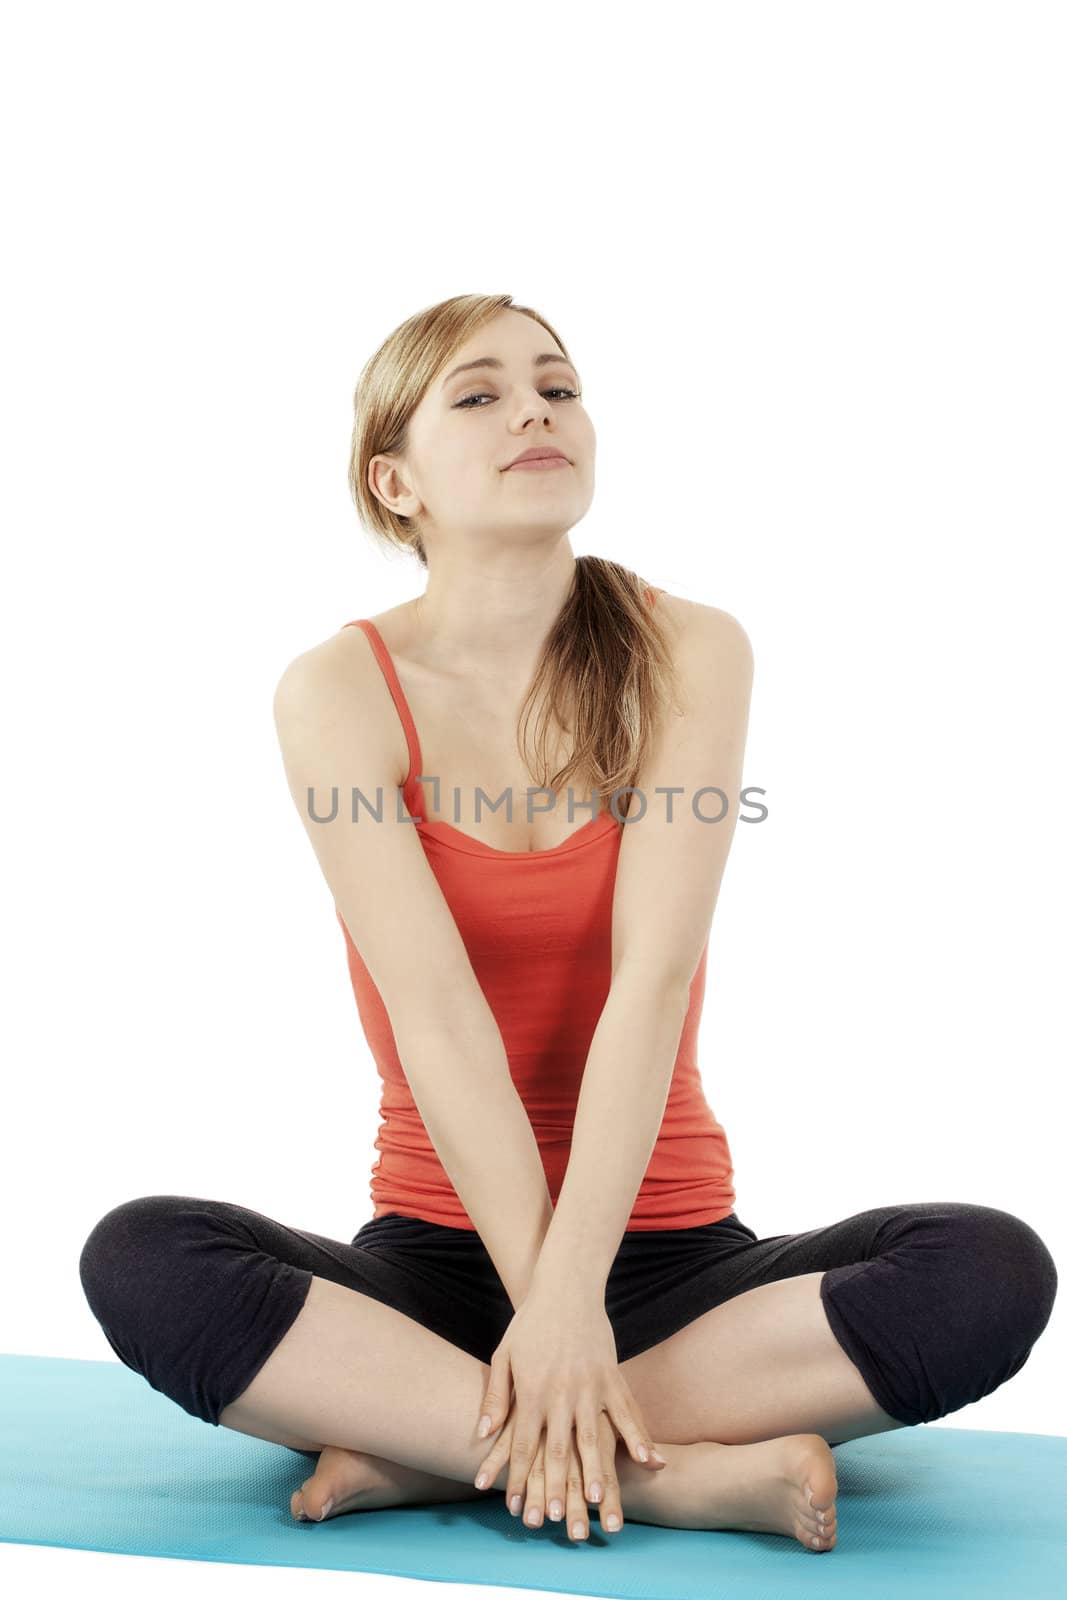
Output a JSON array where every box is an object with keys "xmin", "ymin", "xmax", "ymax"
[
  {"xmin": 652, "ymin": 589, "xmax": 751, "ymax": 656},
  {"xmin": 652, "ymin": 593, "xmax": 753, "ymax": 725},
  {"xmin": 271, "ymin": 601, "xmax": 409, "ymax": 720},
  {"xmin": 279, "ymin": 602, "xmax": 413, "ymax": 677},
  {"xmin": 271, "ymin": 604, "xmax": 412, "ymax": 779}
]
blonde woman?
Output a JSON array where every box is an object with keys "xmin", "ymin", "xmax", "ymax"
[{"xmin": 80, "ymin": 294, "xmax": 1057, "ymax": 1554}]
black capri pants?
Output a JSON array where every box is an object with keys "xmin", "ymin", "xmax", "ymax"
[{"xmin": 78, "ymin": 1195, "xmax": 1057, "ymax": 1436}]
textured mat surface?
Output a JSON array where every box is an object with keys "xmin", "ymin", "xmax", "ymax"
[{"xmin": 2, "ymin": 1353, "xmax": 1065, "ymax": 1597}]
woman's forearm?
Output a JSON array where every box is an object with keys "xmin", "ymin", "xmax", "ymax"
[
  {"xmin": 531, "ymin": 973, "xmax": 692, "ymax": 1296},
  {"xmin": 393, "ymin": 1011, "xmax": 555, "ymax": 1309}
]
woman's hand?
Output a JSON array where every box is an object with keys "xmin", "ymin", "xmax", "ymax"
[
  {"xmin": 471, "ymin": 1284, "xmax": 667, "ymax": 1532},
  {"xmin": 475, "ymin": 1404, "xmax": 630, "ymax": 1538}
]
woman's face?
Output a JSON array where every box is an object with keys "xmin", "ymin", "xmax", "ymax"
[{"xmin": 372, "ymin": 308, "xmax": 596, "ymax": 555}]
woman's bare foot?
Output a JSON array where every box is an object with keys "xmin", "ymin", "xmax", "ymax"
[
  {"xmin": 617, "ymin": 1434, "xmax": 839, "ymax": 1552},
  {"xmin": 292, "ymin": 1433, "xmax": 839, "ymax": 1554},
  {"xmin": 291, "ymin": 1444, "xmax": 484, "ymax": 1522}
]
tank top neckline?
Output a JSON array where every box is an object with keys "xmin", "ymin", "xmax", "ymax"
[
  {"xmin": 341, "ymin": 589, "xmax": 659, "ymax": 860},
  {"xmin": 344, "ymin": 617, "xmax": 618, "ymax": 860}
]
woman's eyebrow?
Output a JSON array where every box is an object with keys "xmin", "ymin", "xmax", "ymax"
[{"xmin": 442, "ymin": 353, "xmax": 579, "ymax": 387}]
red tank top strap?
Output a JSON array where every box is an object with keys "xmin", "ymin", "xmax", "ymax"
[
  {"xmin": 344, "ymin": 593, "xmax": 656, "ymax": 817},
  {"xmin": 342, "ymin": 620, "xmax": 425, "ymax": 820}
]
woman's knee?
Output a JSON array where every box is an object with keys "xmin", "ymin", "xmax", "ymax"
[
  {"xmin": 931, "ymin": 1201, "xmax": 1056, "ymax": 1316},
  {"xmin": 914, "ymin": 1201, "xmax": 1057, "ymax": 1420},
  {"xmin": 78, "ymin": 1194, "xmax": 254, "ymax": 1424},
  {"xmin": 823, "ymin": 1199, "xmax": 1058, "ymax": 1427},
  {"xmin": 960, "ymin": 1202, "xmax": 1058, "ymax": 1345},
  {"xmin": 78, "ymin": 1195, "xmax": 200, "ymax": 1324},
  {"xmin": 888, "ymin": 1200, "xmax": 1057, "ymax": 1328}
]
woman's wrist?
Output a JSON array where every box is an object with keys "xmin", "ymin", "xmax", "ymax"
[{"xmin": 528, "ymin": 1255, "xmax": 608, "ymax": 1307}]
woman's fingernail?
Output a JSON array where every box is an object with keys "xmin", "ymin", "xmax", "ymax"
[
  {"xmin": 319, "ymin": 1498, "xmax": 333, "ymax": 1520},
  {"xmin": 606, "ymin": 1512, "xmax": 621, "ymax": 1531},
  {"xmin": 650, "ymin": 1448, "xmax": 668, "ymax": 1465},
  {"xmin": 510, "ymin": 1494, "xmax": 522, "ymax": 1514},
  {"xmin": 475, "ymin": 1471, "xmax": 489, "ymax": 1490},
  {"xmin": 478, "ymin": 1415, "xmax": 491, "ymax": 1438},
  {"xmin": 589, "ymin": 1481, "xmax": 602, "ymax": 1502},
  {"xmin": 637, "ymin": 1444, "xmax": 649, "ymax": 1461}
]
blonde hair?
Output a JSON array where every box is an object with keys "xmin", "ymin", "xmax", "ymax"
[{"xmin": 348, "ymin": 292, "xmax": 681, "ymax": 817}]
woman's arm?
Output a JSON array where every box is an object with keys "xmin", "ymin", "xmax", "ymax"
[
  {"xmin": 530, "ymin": 603, "xmax": 755, "ymax": 1294},
  {"xmin": 273, "ymin": 634, "xmax": 554, "ymax": 1308}
]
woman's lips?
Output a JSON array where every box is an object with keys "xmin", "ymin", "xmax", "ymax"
[{"xmin": 505, "ymin": 458, "xmax": 571, "ymax": 471}]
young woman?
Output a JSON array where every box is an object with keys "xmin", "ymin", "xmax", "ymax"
[{"xmin": 79, "ymin": 293, "xmax": 1057, "ymax": 1555}]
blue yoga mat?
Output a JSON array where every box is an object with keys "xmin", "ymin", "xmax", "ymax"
[{"xmin": 3, "ymin": 1353, "xmax": 1065, "ymax": 1597}]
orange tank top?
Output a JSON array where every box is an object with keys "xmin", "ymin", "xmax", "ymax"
[{"xmin": 335, "ymin": 592, "xmax": 738, "ymax": 1230}]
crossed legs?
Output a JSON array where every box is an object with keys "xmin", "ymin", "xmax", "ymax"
[
  {"xmin": 82, "ymin": 1194, "xmax": 1054, "ymax": 1541},
  {"xmin": 218, "ymin": 1265, "xmax": 906, "ymax": 1525}
]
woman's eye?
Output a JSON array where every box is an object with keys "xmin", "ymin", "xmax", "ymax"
[{"xmin": 454, "ymin": 387, "xmax": 580, "ymax": 409}]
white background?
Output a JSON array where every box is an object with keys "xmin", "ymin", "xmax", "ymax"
[{"xmin": 3, "ymin": 1, "xmax": 1064, "ymax": 1594}]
